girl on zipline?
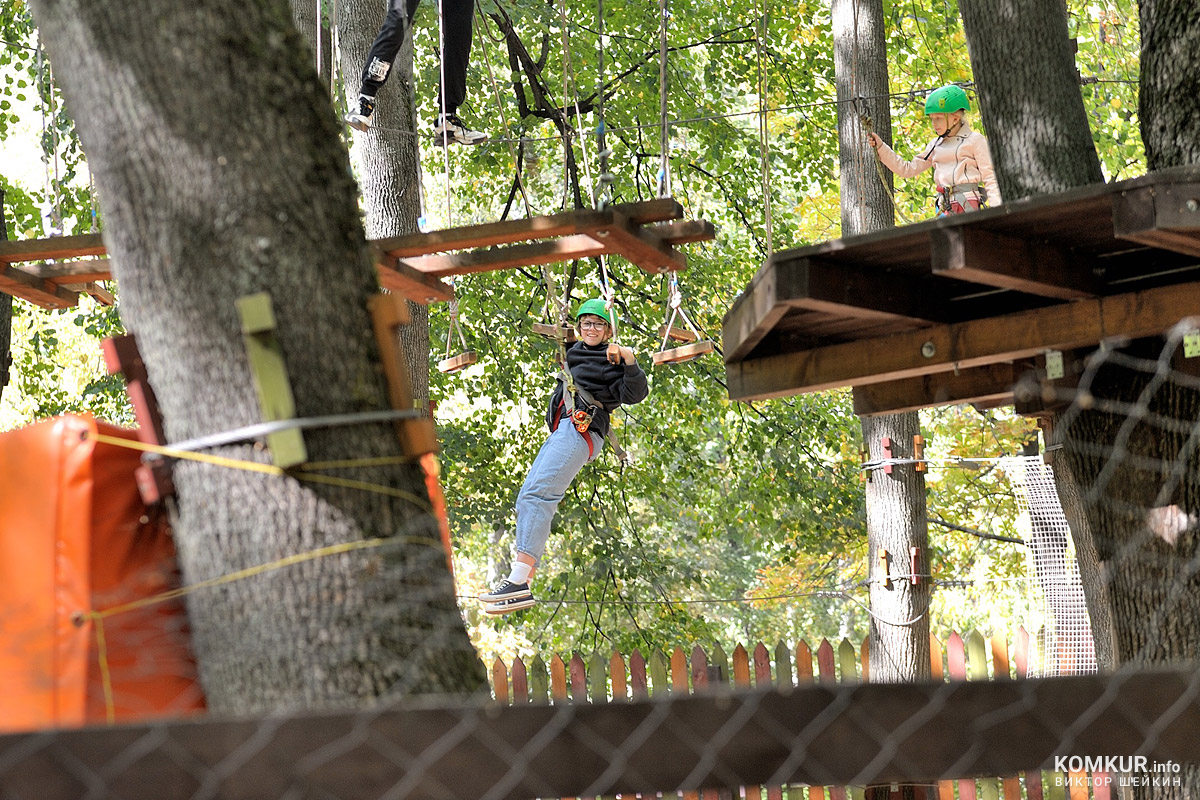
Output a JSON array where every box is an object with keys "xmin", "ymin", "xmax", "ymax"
[
  {"xmin": 345, "ymin": 0, "xmax": 488, "ymax": 146},
  {"xmin": 479, "ymin": 299, "xmax": 649, "ymax": 615},
  {"xmin": 867, "ymin": 85, "xmax": 1002, "ymax": 215}
]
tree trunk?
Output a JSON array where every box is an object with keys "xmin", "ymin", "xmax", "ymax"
[
  {"xmin": 959, "ymin": 0, "xmax": 1116, "ymax": 675},
  {"xmin": 339, "ymin": 0, "xmax": 430, "ymax": 402},
  {"xmin": 28, "ymin": 0, "xmax": 484, "ymax": 714},
  {"xmin": 959, "ymin": 0, "xmax": 1104, "ymax": 201},
  {"xmin": 833, "ymin": 0, "xmax": 931, "ymax": 702},
  {"xmin": 1139, "ymin": 1, "xmax": 1200, "ymax": 170}
]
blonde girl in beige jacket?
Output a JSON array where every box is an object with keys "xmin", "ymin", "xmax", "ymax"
[{"xmin": 867, "ymin": 85, "xmax": 1002, "ymax": 215}]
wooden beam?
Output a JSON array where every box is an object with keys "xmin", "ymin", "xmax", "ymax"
[
  {"xmin": 0, "ymin": 266, "xmax": 81, "ymax": 309},
  {"xmin": 372, "ymin": 251, "xmax": 455, "ymax": 304},
  {"xmin": 648, "ymin": 219, "xmax": 717, "ymax": 245},
  {"xmin": 727, "ymin": 279, "xmax": 1200, "ymax": 401},
  {"xmin": 851, "ymin": 363, "xmax": 1027, "ymax": 416},
  {"xmin": 1113, "ymin": 181, "xmax": 1200, "ymax": 258},
  {"xmin": 0, "ymin": 232, "xmax": 105, "ymax": 263},
  {"xmin": 27, "ymin": 258, "xmax": 114, "ymax": 284},
  {"xmin": 374, "ymin": 199, "xmax": 683, "ymax": 258},
  {"xmin": 3, "ymin": 667, "xmax": 1199, "ymax": 799},
  {"xmin": 595, "ymin": 211, "xmax": 686, "ymax": 273},
  {"xmin": 722, "ymin": 256, "xmax": 947, "ymax": 362},
  {"xmin": 930, "ymin": 227, "xmax": 1101, "ymax": 299},
  {"xmin": 399, "ymin": 234, "xmax": 608, "ymax": 277}
]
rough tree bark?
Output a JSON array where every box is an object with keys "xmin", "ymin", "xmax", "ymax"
[
  {"xmin": 1139, "ymin": 1, "xmax": 1200, "ymax": 169},
  {"xmin": 965, "ymin": 0, "xmax": 1200, "ymax": 795},
  {"xmin": 337, "ymin": 0, "xmax": 430, "ymax": 401},
  {"xmin": 1057, "ymin": 5, "xmax": 1200, "ymax": 798},
  {"xmin": 959, "ymin": 0, "xmax": 1104, "ymax": 201},
  {"xmin": 959, "ymin": 0, "xmax": 1116, "ymax": 674},
  {"xmin": 832, "ymin": 0, "xmax": 932, "ymax": 697},
  {"xmin": 27, "ymin": 0, "xmax": 485, "ymax": 714}
]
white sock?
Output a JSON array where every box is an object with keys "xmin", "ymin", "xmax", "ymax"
[{"xmin": 507, "ymin": 561, "xmax": 533, "ymax": 585}]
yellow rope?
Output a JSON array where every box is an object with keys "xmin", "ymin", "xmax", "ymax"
[
  {"xmin": 92, "ymin": 614, "xmax": 116, "ymax": 724},
  {"xmin": 86, "ymin": 533, "xmax": 442, "ymax": 722},
  {"xmin": 85, "ymin": 432, "xmax": 431, "ymax": 510}
]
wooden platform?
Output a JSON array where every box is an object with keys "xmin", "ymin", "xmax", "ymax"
[
  {"xmin": 722, "ymin": 166, "xmax": 1200, "ymax": 415},
  {"xmin": 0, "ymin": 199, "xmax": 714, "ymax": 310}
]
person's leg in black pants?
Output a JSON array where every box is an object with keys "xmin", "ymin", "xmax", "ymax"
[{"xmin": 345, "ymin": 0, "xmax": 486, "ymax": 144}]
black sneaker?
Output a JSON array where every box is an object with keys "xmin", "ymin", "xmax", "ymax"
[
  {"xmin": 435, "ymin": 113, "xmax": 488, "ymax": 146},
  {"xmin": 344, "ymin": 94, "xmax": 376, "ymax": 132},
  {"xmin": 478, "ymin": 579, "xmax": 532, "ymax": 603}
]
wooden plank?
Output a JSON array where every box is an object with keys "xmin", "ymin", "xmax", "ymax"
[
  {"xmin": 722, "ymin": 256, "xmax": 948, "ymax": 363},
  {"xmin": 528, "ymin": 655, "xmax": 549, "ymax": 703},
  {"xmin": 649, "ymin": 219, "xmax": 717, "ymax": 245},
  {"xmin": 1113, "ymin": 182, "xmax": 1200, "ymax": 258},
  {"xmin": 569, "ymin": 652, "xmax": 588, "ymax": 703},
  {"xmin": 851, "ymin": 363, "xmax": 1023, "ymax": 416},
  {"xmin": 511, "ymin": 657, "xmax": 528, "ymax": 704},
  {"xmin": 374, "ymin": 255, "xmax": 455, "ymax": 304},
  {"xmin": 399, "ymin": 234, "xmax": 609, "ymax": 277},
  {"xmin": 630, "ymin": 650, "xmax": 648, "ymax": 699},
  {"xmin": 595, "ymin": 211, "xmax": 686, "ymax": 274},
  {"xmin": 0, "ymin": 232, "xmax": 106, "ymax": 263},
  {"xmin": 610, "ymin": 652, "xmax": 627, "ymax": 702},
  {"xmin": 368, "ymin": 293, "xmax": 438, "ymax": 456},
  {"xmin": 550, "ymin": 654, "xmax": 568, "ymax": 702},
  {"xmin": 0, "ymin": 265, "xmax": 81, "ymax": 308},
  {"xmin": 27, "ymin": 257, "xmax": 113, "ymax": 283},
  {"xmin": 374, "ymin": 198, "xmax": 684, "ymax": 257},
  {"xmin": 492, "ymin": 658, "xmax": 509, "ymax": 704},
  {"xmin": 236, "ymin": 292, "xmax": 307, "ymax": 468},
  {"xmin": 10, "ymin": 666, "xmax": 1200, "ymax": 800},
  {"xmin": 726, "ymin": 279, "xmax": 1200, "ymax": 400},
  {"xmin": 930, "ymin": 227, "xmax": 1101, "ymax": 300}
]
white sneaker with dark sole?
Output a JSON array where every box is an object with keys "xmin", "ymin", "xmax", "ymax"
[
  {"xmin": 344, "ymin": 112, "xmax": 371, "ymax": 132},
  {"xmin": 485, "ymin": 595, "xmax": 537, "ymax": 615},
  {"xmin": 479, "ymin": 579, "xmax": 532, "ymax": 603},
  {"xmin": 435, "ymin": 113, "xmax": 488, "ymax": 146}
]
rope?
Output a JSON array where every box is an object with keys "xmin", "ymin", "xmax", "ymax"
[
  {"xmin": 437, "ymin": 0, "xmax": 453, "ymax": 225},
  {"xmin": 88, "ymin": 532, "xmax": 441, "ymax": 723},
  {"xmin": 475, "ymin": 0, "xmax": 533, "ymax": 218},
  {"xmin": 657, "ymin": 0, "xmax": 670, "ymax": 197},
  {"xmin": 85, "ymin": 431, "xmax": 433, "ymax": 509},
  {"xmin": 757, "ymin": 0, "xmax": 772, "ymax": 254},
  {"xmin": 857, "ymin": 105, "xmax": 915, "ymax": 225}
]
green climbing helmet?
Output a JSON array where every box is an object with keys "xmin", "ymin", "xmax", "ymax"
[
  {"xmin": 575, "ymin": 298, "xmax": 613, "ymax": 326},
  {"xmin": 925, "ymin": 85, "xmax": 970, "ymax": 115}
]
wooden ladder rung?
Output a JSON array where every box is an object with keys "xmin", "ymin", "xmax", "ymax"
[
  {"xmin": 658, "ymin": 324, "xmax": 698, "ymax": 343},
  {"xmin": 652, "ymin": 340, "xmax": 715, "ymax": 366},
  {"xmin": 532, "ymin": 322, "xmax": 577, "ymax": 343},
  {"xmin": 437, "ymin": 351, "xmax": 478, "ymax": 374}
]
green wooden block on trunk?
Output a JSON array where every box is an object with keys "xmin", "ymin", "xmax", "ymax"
[{"xmin": 236, "ymin": 292, "xmax": 307, "ymax": 468}]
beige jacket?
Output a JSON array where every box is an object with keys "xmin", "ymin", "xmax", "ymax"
[{"xmin": 875, "ymin": 121, "xmax": 1002, "ymax": 206}]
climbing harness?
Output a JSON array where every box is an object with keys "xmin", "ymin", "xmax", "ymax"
[{"xmin": 936, "ymin": 183, "xmax": 986, "ymax": 215}]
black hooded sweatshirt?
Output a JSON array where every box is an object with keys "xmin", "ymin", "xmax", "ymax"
[{"xmin": 544, "ymin": 341, "xmax": 649, "ymax": 439}]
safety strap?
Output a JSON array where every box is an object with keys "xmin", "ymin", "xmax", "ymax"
[{"xmin": 557, "ymin": 366, "xmax": 629, "ymax": 463}]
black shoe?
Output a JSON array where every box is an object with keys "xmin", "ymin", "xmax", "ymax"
[
  {"xmin": 344, "ymin": 94, "xmax": 376, "ymax": 132},
  {"xmin": 479, "ymin": 579, "xmax": 532, "ymax": 603}
]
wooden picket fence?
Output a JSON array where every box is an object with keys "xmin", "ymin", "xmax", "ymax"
[{"xmin": 486, "ymin": 629, "xmax": 1109, "ymax": 800}]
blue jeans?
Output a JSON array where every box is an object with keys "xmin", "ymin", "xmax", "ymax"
[{"xmin": 515, "ymin": 422, "xmax": 602, "ymax": 566}]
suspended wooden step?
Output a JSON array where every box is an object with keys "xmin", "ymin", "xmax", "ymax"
[
  {"xmin": 531, "ymin": 322, "xmax": 577, "ymax": 344},
  {"xmin": 0, "ymin": 199, "xmax": 713, "ymax": 310},
  {"xmin": 652, "ymin": 340, "xmax": 715, "ymax": 366},
  {"xmin": 437, "ymin": 351, "xmax": 478, "ymax": 374},
  {"xmin": 721, "ymin": 166, "xmax": 1200, "ymax": 416},
  {"xmin": 658, "ymin": 324, "xmax": 698, "ymax": 343}
]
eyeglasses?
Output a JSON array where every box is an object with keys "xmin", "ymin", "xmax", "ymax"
[{"xmin": 578, "ymin": 320, "xmax": 608, "ymax": 331}]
